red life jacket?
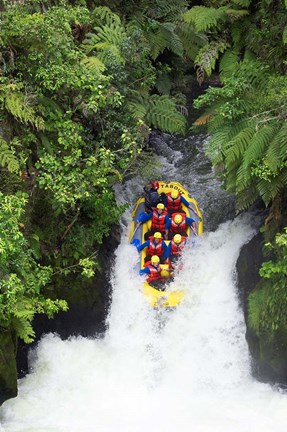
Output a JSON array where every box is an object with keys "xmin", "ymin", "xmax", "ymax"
[
  {"xmin": 151, "ymin": 209, "xmax": 167, "ymax": 231},
  {"xmin": 147, "ymin": 236, "xmax": 164, "ymax": 256},
  {"xmin": 170, "ymin": 237, "xmax": 187, "ymax": 256},
  {"xmin": 166, "ymin": 193, "xmax": 182, "ymax": 211},
  {"xmin": 146, "ymin": 264, "xmax": 162, "ymax": 282},
  {"xmin": 170, "ymin": 214, "xmax": 187, "ymax": 233}
]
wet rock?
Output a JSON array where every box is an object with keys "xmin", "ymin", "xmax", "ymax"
[
  {"xmin": 237, "ymin": 231, "xmax": 287, "ymax": 384},
  {"xmin": 0, "ymin": 331, "xmax": 18, "ymax": 405}
]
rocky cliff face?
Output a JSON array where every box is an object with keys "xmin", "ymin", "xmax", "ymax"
[
  {"xmin": 236, "ymin": 231, "xmax": 287, "ymax": 384},
  {"xmin": 0, "ymin": 331, "xmax": 18, "ymax": 405}
]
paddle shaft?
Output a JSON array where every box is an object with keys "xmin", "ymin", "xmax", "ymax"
[{"xmin": 130, "ymin": 223, "xmax": 141, "ymax": 243}]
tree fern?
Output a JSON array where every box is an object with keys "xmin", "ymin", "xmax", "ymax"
[
  {"xmin": 145, "ymin": 1, "xmax": 188, "ymax": 21},
  {"xmin": 219, "ymin": 50, "xmax": 240, "ymax": 81},
  {"xmin": 82, "ymin": 20, "xmax": 127, "ymax": 64},
  {"xmin": 127, "ymin": 99, "xmax": 147, "ymax": 119},
  {"xmin": 245, "ymin": 125, "xmax": 278, "ymax": 163},
  {"xmin": 257, "ymin": 169, "xmax": 287, "ymax": 206},
  {"xmin": 155, "ymin": 71, "xmax": 172, "ymax": 95},
  {"xmin": 143, "ymin": 21, "xmax": 183, "ymax": 60},
  {"xmin": 80, "ymin": 55, "xmax": 105, "ymax": 73},
  {"xmin": 128, "ymin": 94, "xmax": 186, "ymax": 134},
  {"xmin": 91, "ymin": 6, "xmax": 121, "ymax": 27},
  {"xmin": 236, "ymin": 185, "xmax": 258, "ymax": 211},
  {"xmin": 234, "ymin": 59, "xmax": 270, "ymax": 92},
  {"xmin": 5, "ymin": 91, "xmax": 45, "ymax": 130},
  {"xmin": 0, "ymin": 137, "xmax": 20, "ymax": 173},
  {"xmin": 183, "ymin": 6, "xmax": 227, "ymax": 33},
  {"xmin": 225, "ymin": 127, "xmax": 255, "ymax": 163},
  {"xmin": 178, "ymin": 21, "xmax": 208, "ymax": 61},
  {"xmin": 146, "ymin": 94, "xmax": 186, "ymax": 134},
  {"xmin": 265, "ymin": 123, "xmax": 287, "ymax": 171}
]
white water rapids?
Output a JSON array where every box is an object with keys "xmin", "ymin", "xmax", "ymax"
[{"xmin": 1, "ymin": 215, "xmax": 287, "ymax": 432}]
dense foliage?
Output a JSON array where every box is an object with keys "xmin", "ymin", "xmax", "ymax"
[
  {"xmin": 0, "ymin": 192, "xmax": 68, "ymax": 342},
  {"xmin": 0, "ymin": 0, "xmax": 205, "ymax": 342},
  {"xmin": 187, "ymin": 0, "xmax": 287, "ymax": 342}
]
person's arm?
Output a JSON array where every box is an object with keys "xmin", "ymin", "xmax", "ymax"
[
  {"xmin": 165, "ymin": 218, "xmax": 171, "ymax": 240},
  {"xmin": 187, "ymin": 217, "xmax": 197, "ymax": 234},
  {"xmin": 137, "ymin": 212, "xmax": 152, "ymax": 224},
  {"xmin": 139, "ymin": 267, "xmax": 150, "ymax": 276},
  {"xmin": 138, "ymin": 240, "xmax": 149, "ymax": 252},
  {"xmin": 181, "ymin": 196, "xmax": 202, "ymax": 220}
]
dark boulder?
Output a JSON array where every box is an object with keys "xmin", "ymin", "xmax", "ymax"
[
  {"xmin": 237, "ymin": 231, "xmax": 287, "ymax": 384},
  {"xmin": 0, "ymin": 330, "xmax": 18, "ymax": 405}
]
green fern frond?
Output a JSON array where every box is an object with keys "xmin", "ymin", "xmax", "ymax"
[
  {"xmin": 80, "ymin": 56, "xmax": 105, "ymax": 72},
  {"xmin": 243, "ymin": 124, "xmax": 278, "ymax": 168},
  {"xmin": 146, "ymin": 1, "xmax": 187, "ymax": 21},
  {"xmin": 160, "ymin": 22, "xmax": 183, "ymax": 57},
  {"xmin": 283, "ymin": 25, "xmax": 287, "ymax": 45},
  {"xmin": 183, "ymin": 6, "xmax": 227, "ymax": 32},
  {"xmin": 155, "ymin": 72, "xmax": 172, "ymax": 95},
  {"xmin": 0, "ymin": 137, "xmax": 20, "ymax": 173},
  {"xmin": 178, "ymin": 21, "xmax": 208, "ymax": 60},
  {"xmin": 225, "ymin": 126, "xmax": 255, "ymax": 163},
  {"xmin": 231, "ymin": 0, "xmax": 251, "ymax": 7},
  {"xmin": 205, "ymin": 127, "xmax": 230, "ymax": 164},
  {"xmin": 225, "ymin": 119, "xmax": 255, "ymax": 142},
  {"xmin": 219, "ymin": 50, "xmax": 239, "ymax": 80},
  {"xmin": 5, "ymin": 92, "xmax": 45, "ymax": 130},
  {"xmin": 83, "ymin": 20, "xmax": 126, "ymax": 64},
  {"xmin": 146, "ymin": 95, "xmax": 186, "ymax": 134},
  {"xmin": 257, "ymin": 169, "xmax": 287, "ymax": 206},
  {"xmin": 236, "ymin": 163, "xmax": 251, "ymax": 191},
  {"xmin": 236, "ymin": 185, "xmax": 258, "ymax": 211},
  {"xmin": 144, "ymin": 21, "xmax": 183, "ymax": 60},
  {"xmin": 234, "ymin": 59, "xmax": 270, "ymax": 91},
  {"xmin": 225, "ymin": 8, "xmax": 249, "ymax": 19},
  {"xmin": 127, "ymin": 100, "xmax": 147, "ymax": 119},
  {"xmin": 265, "ymin": 123, "xmax": 287, "ymax": 171},
  {"xmin": 206, "ymin": 114, "xmax": 226, "ymax": 132},
  {"xmin": 12, "ymin": 316, "xmax": 35, "ymax": 343},
  {"xmin": 91, "ymin": 6, "xmax": 121, "ymax": 26}
]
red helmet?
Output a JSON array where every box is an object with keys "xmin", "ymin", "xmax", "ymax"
[{"xmin": 151, "ymin": 181, "xmax": 159, "ymax": 190}]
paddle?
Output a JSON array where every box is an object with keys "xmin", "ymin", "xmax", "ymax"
[
  {"xmin": 130, "ymin": 222, "xmax": 141, "ymax": 243},
  {"xmin": 191, "ymin": 225, "xmax": 198, "ymax": 237}
]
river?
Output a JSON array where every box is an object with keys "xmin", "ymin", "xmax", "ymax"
[{"xmin": 1, "ymin": 133, "xmax": 287, "ymax": 431}]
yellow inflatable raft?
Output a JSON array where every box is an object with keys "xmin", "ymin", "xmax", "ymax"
[{"xmin": 129, "ymin": 181, "xmax": 203, "ymax": 308}]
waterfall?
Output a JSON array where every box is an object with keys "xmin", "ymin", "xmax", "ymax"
[
  {"xmin": 1, "ymin": 134, "xmax": 287, "ymax": 431},
  {"xmin": 1, "ymin": 213, "xmax": 287, "ymax": 432}
]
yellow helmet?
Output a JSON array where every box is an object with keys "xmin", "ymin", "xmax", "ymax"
[
  {"xmin": 174, "ymin": 214, "xmax": 183, "ymax": 224},
  {"xmin": 154, "ymin": 232, "xmax": 162, "ymax": 239},
  {"xmin": 157, "ymin": 203, "xmax": 165, "ymax": 210},
  {"xmin": 173, "ymin": 234, "xmax": 182, "ymax": 244},
  {"xmin": 151, "ymin": 255, "xmax": 160, "ymax": 264},
  {"xmin": 171, "ymin": 190, "xmax": 179, "ymax": 199}
]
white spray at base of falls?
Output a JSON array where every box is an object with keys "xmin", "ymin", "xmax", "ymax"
[{"xmin": 1, "ymin": 215, "xmax": 287, "ymax": 432}]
